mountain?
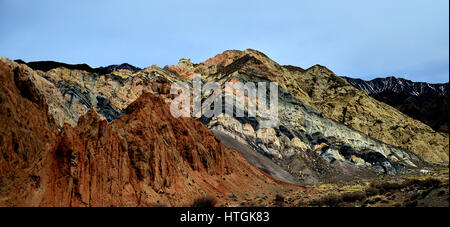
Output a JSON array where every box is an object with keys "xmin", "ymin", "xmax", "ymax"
[
  {"xmin": 189, "ymin": 52, "xmax": 425, "ymax": 182},
  {"xmin": 191, "ymin": 49, "xmax": 448, "ymax": 164},
  {"xmin": 342, "ymin": 76, "xmax": 448, "ymax": 96},
  {"xmin": 343, "ymin": 76, "xmax": 449, "ymax": 133},
  {"xmin": 14, "ymin": 59, "xmax": 95, "ymax": 72},
  {"xmin": 13, "ymin": 59, "xmax": 141, "ymax": 74},
  {"xmin": 96, "ymin": 63, "xmax": 141, "ymax": 73},
  {"xmin": 0, "ymin": 59, "xmax": 290, "ymax": 206},
  {"xmin": 3, "ymin": 51, "xmax": 432, "ymax": 185},
  {"xmin": 1, "ymin": 49, "xmax": 448, "ymax": 206}
]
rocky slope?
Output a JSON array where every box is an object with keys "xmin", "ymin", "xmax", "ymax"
[
  {"xmin": 0, "ymin": 60, "xmax": 291, "ymax": 206},
  {"xmin": 188, "ymin": 52, "xmax": 427, "ymax": 183},
  {"xmin": 343, "ymin": 76, "xmax": 449, "ymax": 133},
  {"xmin": 192, "ymin": 49, "xmax": 448, "ymax": 164}
]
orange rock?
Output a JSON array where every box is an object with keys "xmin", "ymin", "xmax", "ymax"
[{"xmin": 314, "ymin": 143, "xmax": 329, "ymax": 151}]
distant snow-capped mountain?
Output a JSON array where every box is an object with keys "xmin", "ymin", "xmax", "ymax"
[
  {"xmin": 343, "ymin": 76, "xmax": 449, "ymax": 133},
  {"xmin": 343, "ymin": 76, "xmax": 448, "ymax": 97},
  {"xmin": 97, "ymin": 63, "xmax": 141, "ymax": 73}
]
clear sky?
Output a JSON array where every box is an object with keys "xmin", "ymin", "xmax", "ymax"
[{"xmin": 1, "ymin": 0, "xmax": 448, "ymax": 83}]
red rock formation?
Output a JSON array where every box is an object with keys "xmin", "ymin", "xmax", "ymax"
[
  {"xmin": 0, "ymin": 61, "xmax": 57, "ymax": 205},
  {"xmin": 201, "ymin": 50, "xmax": 245, "ymax": 67},
  {"xmin": 0, "ymin": 60, "xmax": 293, "ymax": 207}
]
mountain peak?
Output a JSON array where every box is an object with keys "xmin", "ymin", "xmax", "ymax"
[
  {"xmin": 14, "ymin": 60, "xmax": 94, "ymax": 72},
  {"xmin": 201, "ymin": 49, "xmax": 246, "ymax": 67},
  {"xmin": 97, "ymin": 63, "xmax": 141, "ymax": 73},
  {"xmin": 344, "ymin": 76, "xmax": 449, "ymax": 96},
  {"xmin": 343, "ymin": 76, "xmax": 449, "ymax": 133}
]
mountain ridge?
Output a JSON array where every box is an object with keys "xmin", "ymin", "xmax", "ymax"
[
  {"xmin": 12, "ymin": 59, "xmax": 142, "ymax": 74},
  {"xmin": 7, "ymin": 50, "xmax": 449, "ymax": 165},
  {"xmin": 191, "ymin": 50, "xmax": 449, "ymax": 164},
  {"xmin": 343, "ymin": 76, "xmax": 449, "ymax": 133},
  {"xmin": 343, "ymin": 76, "xmax": 448, "ymax": 96}
]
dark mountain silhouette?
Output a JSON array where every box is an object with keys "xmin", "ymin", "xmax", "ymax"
[
  {"xmin": 97, "ymin": 63, "xmax": 141, "ymax": 73},
  {"xmin": 343, "ymin": 76, "xmax": 449, "ymax": 133},
  {"xmin": 13, "ymin": 59, "xmax": 140, "ymax": 74}
]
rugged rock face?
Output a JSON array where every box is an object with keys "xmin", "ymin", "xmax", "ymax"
[
  {"xmin": 0, "ymin": 60, "xmax": 58, "ymax": 205},
  {"xmin": 343, "ymin": 76, "xmax": 449, "ymax": 133},
  {"xmin": 192, "ymin": 53, "xmax": 425, "ymax": 183},
  {"xmin": 5, "ymin": 59, "xmax": 175, "ymax": 128},
  {"xmin": 0, "ymin": 60, "xmax": 289, "ymax": 206},
  {"xmin": 39, "ymin": 93, "xmax": 284, "ymax": 206},
  {"xmin": 192, "ymin": 49, "xmax": 448, "ymax": 164},
  {"xmin": 288, "ymin": 66, "xmax": 449, "ymax": 164}
]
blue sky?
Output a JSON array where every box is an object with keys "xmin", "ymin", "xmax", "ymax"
[{"xmin": 1, "ymin": 0, "xmax": 448, "ymax": 83}]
